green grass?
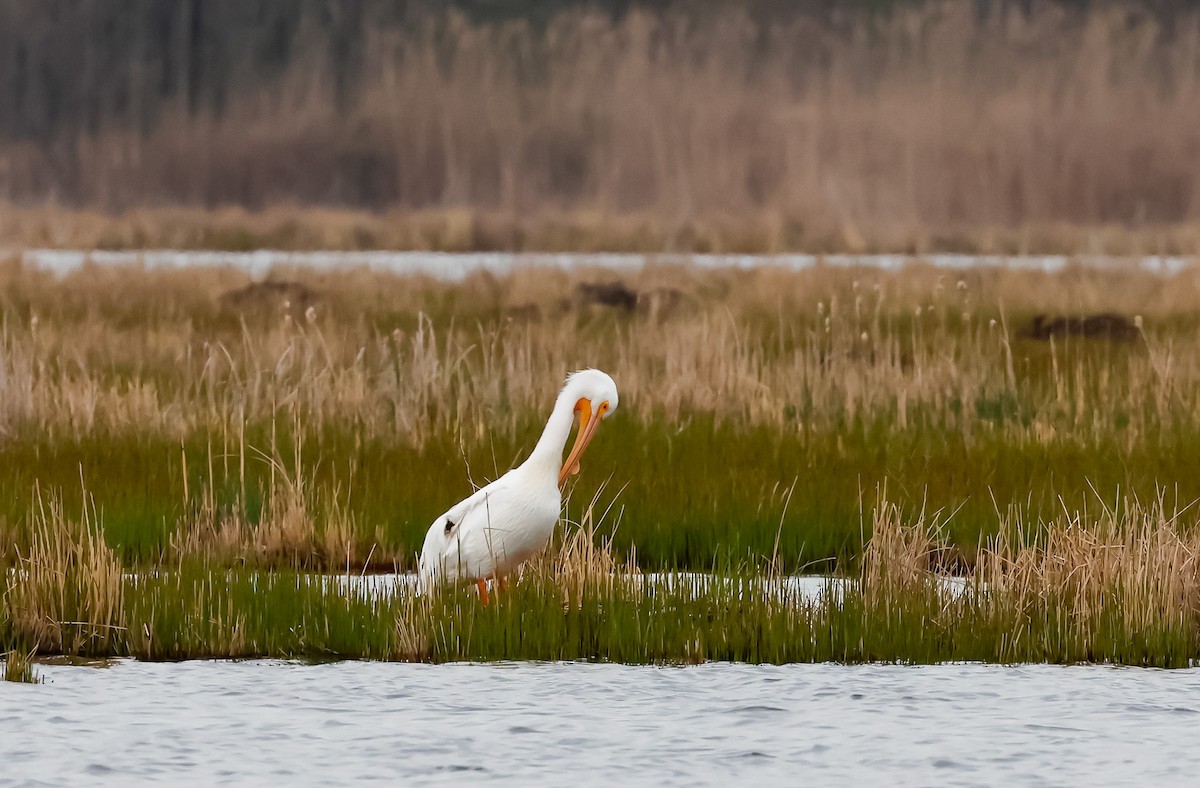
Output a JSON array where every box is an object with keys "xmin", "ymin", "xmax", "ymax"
[
  {"xmin": 4, "ymin": 485, "xmax": 1193, "ymax": 667},
  {"xmin": 2, "ymin": 563, "xmax": 1194, "ymax": 667},
  {"xmin": 3, "ymin": 406, "xmax": 1200, "ymax": 573}
]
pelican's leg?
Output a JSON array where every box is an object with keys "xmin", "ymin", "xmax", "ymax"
[
  {"xmin": 496, "ymin": 575, "xmax": 509, "ymax": 593},
  {"xmin": 476, "ymin": 578, "xmax": 491, "ymax": 605}
]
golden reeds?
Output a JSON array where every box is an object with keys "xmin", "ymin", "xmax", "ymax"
[
  {"xmin": 976, "ymin": 496, "xmax": 1200, "ymax": 641},
  {"xmin": 0, "ymin": 259, "xmax": 1193, "ymax": 443},
  {"xmin": 6, "ymin": 492, "xmax": 125, "ymax": 655},
  {"xmin": 2, "ymin": 648, "xmax": 39, "ymax": 683}
]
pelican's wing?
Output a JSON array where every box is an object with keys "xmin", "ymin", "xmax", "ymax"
[
  {"xmin": 438, "ymin": 484, "xmax": 496, "ymax": 539},
  {"xmin": 418, "ymin": 474, "xmax": 519, "ymax": 583}
]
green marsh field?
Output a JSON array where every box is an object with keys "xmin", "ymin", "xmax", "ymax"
[{"xmin": 4, "ymin": 258, "xmax": 1200, "ymax": 669}]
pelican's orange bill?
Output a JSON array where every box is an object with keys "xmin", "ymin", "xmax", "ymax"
[{"xmin": 559, "ymin": 398, "xmax": 607, "ymax": 487}]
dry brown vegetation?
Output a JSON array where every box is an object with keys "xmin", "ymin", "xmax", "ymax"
[
  {"xmin": 0, "ymin": 256, "xmax": 1196, "ymax": 442},
  {"xmin": 6, "ymin": 494, "xmax": 125, "ymax": 656},
  {"xmin": 4, "ymin": 4, "xmax": 1200, "ymax": 254}
]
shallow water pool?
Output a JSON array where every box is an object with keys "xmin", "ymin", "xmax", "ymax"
[{"xmin": 2, "ymin": 660, "xmax": 1196, "ymax": 786}]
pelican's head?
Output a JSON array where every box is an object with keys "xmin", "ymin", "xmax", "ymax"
[{"xmin": 559, "ymin": 369, "xmax": 618, "ymax": 487}]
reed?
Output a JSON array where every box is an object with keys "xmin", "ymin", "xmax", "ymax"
[
  {"xmin": 5, "ymin": 492, "xmax": 125, "ymax": 655},
  {"xmin": 1, "ymin": 649, "xmax": 39, "ymax": 684}
]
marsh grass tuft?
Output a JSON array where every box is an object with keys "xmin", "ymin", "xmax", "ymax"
[
  {"xmin": 168, "ymin": 435, "xmax": 378, "ymax": 571},
  {"xmin": 2, "ymin": 648, "xmax": 40, "ymax": 684},
  {"xmin": 6, "ymin": 492, "xmax": 125, "ymax": 655}
]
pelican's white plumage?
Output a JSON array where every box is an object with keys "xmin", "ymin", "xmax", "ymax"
[{"xmin": 418, "ymin": 369, "xmax": 619, "ymax": 594}]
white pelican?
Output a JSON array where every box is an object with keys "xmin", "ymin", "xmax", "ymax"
[{"xmin": 417, "ymin": 369, "xmax": 619, "ymax": 600}]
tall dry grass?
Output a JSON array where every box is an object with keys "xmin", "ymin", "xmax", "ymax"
[
  {"xmin": 0, "ymin": 257, "xmax": 1194, "ymax": 444},
  {"xmin": 5, "ymin": 493, "xmax": 125, "ymax": 655},
  {"xmin": 976, "ymin": 496, "xmax": 1200, "ymax": 639},
  {"xmin": 4, "ymin": 5, "xmax": 1200, "ymax": 253},
  {"xmin": 0, "ymin": 259, "xmax": 1172, "ymax": 435}
]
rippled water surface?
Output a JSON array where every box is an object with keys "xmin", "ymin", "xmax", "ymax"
[{"xmin": 2, "ymin": 661, "xmax": 1197, "ymax": 786}]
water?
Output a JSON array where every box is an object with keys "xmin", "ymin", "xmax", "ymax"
[
  {"xmin": 17, "ymin": 249, "xmax": 1198, "ymax": 280},
  {"xmin": 2, "ymin": 661, "xmax": 1196, "ymax": 786},
  {"xmin": 327, "ymin": 572, "xmax": 859, "ymax": 599}
]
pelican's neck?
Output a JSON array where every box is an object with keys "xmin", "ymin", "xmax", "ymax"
[{"xmin": 523, "ymin": 384, "xmax": 580, "ymax": 481}]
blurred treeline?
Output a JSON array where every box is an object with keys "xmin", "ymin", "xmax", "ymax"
[
  {"xmin": 2, "ymin": 0, "xmax": 1200, "ymax": 245},
  {"xmin": 3, "ymin": 0, "xmax": 1188, "ymax": 141}
]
